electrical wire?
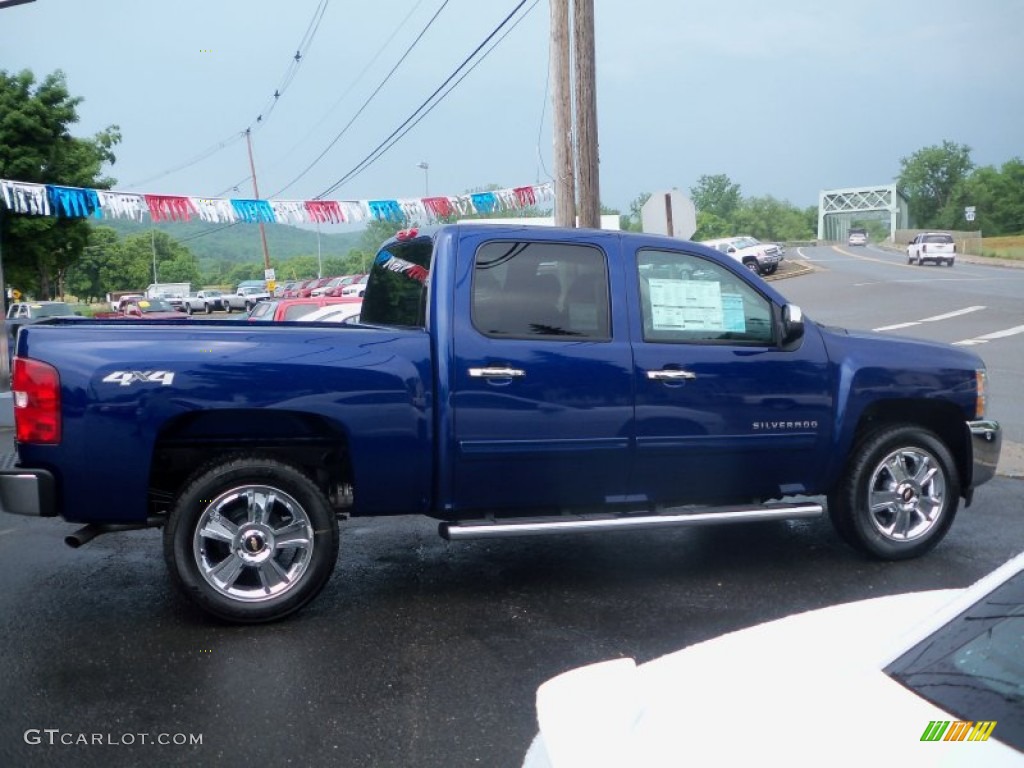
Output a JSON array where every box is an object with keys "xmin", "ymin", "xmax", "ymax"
[
  {"xmin": 271, "ymin": 0, "xmax": 450, "ymax": 198},
  {"xmin": 123, "ymin": 0, "xmax": 330, "ymax": 190},
  {"xmin": 316, "ymin": 0, "xmax": 536, "ymax": 199},
  {"xmin": 261, "ymin": 0, "xmax": 429, "ymax": 179}
]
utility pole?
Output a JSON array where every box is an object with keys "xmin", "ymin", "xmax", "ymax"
[
  {"xmin": 245, "ymin": 129, "xmax": 273, "ymax": 273},
  {"xmin": 572, "ymin": 0, "xmax": 600, "ymax": 228},
  {"xmin": 550, "ymin": 0, "xmax": 576, "ymax": 227}
]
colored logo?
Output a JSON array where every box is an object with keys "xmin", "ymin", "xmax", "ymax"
[{"xmin": 921, "ymin": 720, "xmax": 997, "ymax": 742}]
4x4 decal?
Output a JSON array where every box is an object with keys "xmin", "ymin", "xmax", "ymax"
[{"xmin": 101, "ymin": 370, "xmax": 176, "ymax": 387}]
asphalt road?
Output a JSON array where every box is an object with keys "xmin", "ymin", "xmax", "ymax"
[
  {"xmin": 1, "ymin": 251, "xmax": 1023, "ymax": 768},
  {"xmin": 780, "ymin": 244, "xmax": 1024, "ymax": 458}
]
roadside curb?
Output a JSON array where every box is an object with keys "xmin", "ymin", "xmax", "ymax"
[{"xmin": 765, "ymin": 260, "xmax": 815, "ymax": 282}]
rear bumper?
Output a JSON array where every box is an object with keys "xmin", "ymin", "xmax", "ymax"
[
  {"xmin": 0, "ymin": 452, "xmax": 56, "ymax": 517},
  {"xmin": 968, "ymin": 419, "xmax": 1001, "ymax": 488}
]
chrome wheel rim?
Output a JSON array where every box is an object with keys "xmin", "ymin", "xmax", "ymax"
[
  {"xmin": 867, "ymin": 447, "xmax": 946, "ymax": 541},
  {"xmin": 192, "ymin": 485, "xmax": 315, "ymax": 602}
]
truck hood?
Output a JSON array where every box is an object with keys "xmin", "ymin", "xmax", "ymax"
[{"xmin": 815, "ymin": 322, "xmax": 986, "ymax": 371}]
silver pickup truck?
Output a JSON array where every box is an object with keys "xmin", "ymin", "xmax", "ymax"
[{"xmin": 226, "ymin": 285, "xmax": 272, "ymax": 312}]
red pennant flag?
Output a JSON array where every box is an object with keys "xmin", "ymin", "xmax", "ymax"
[
  {"xmin": 144, "ymin": 194, "xmax": 195, "ymax": 222},
  {"xmin": 513, "ymin": 186, "xmax": 536, "ymax": 207},
  {"xmin": 304, "ymin": 200, "xmax": 345, "ymax": 223},
  {"xmin": 423, "ymin": 197, "xmax": 455, "ymax": 219}
]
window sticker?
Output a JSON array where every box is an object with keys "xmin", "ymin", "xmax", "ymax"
[
  {"xmin": 648, "ymin": 278, "xmax": 724, "ymax": 331},
  {"xmin": 721, "ymin": 294, "xmax": 747, "ymax": 332}
]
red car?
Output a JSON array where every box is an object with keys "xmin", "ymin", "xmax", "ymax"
[
  {"xmin": 281, "ymin": 278, "xmax": 318, "ymax": 299},
  {"xmin": 246, "ymin": 296, "xmax": 362, "ymax": 322},
  {"xmin": 322, "ymin": 274, "xmax": 366, "ymax": 297},
  {"xmin": 297, "ymin": 277, "xmax": 332, "ymax": 299}
]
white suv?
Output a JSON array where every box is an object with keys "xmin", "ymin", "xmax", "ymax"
[{"xmin": 907, "ymin": 232, "xmax": 956, "ymax": 267}]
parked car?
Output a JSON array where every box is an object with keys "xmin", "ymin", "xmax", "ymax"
[
  {"xmin": 698, "ymin": 236, "xmax": 780, "ymax": 275},
  {"xmin": 525, "ymin": 550, "xmax": 1024, "ymax": 766},
  {"xmin": 340, "ymin": 274, "xmax": 369, "ymax": 297},
  {"xmin": 908, "ymin": 232, "xmax": 956, "ymax": 266},
  {"xmin": 225, "ymin": 285, "xmax": 272, "ymax": 312},
  {"xmin": 182, "ymin": 289, "xmax": 228, "ymax": 314},
  {"xmin": 246, "ymin": 296, "xmax": 362, "ymax": 322},
  {"xmin": 0, "ymin": 224, "xmax": 1001, "ymax": 623},
  {"xmin": 300, "ymin": 301, "xmax": 363, "ymax": 324},
  {"xmin": 6, "ymin": 301, "xmax": 80, "ymax": 356},
  {"xmin": 282, "ymin": 278, "xmax": 318, "ymax": 298},
  {"xmin": 298, "ymin": 277, "xmax": 332, "ymax": 298},
  {"xmin": 6, "ymin": 301, "xmax": 77, "ymax": 321},
  {"xmin": 112, "ymin": 296, "xmax": 182, "ymax": 319},
  {"xmin": 310, "ymin": 276, "xmax": 346, "ymax": 297},
  {"xmin": 737, "ymin": 236, "xmax": 785, "ymax": 264}
]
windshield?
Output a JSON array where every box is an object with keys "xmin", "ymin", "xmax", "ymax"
[
  {"xmin": 137, "ymin": 299, "xmax": 174, "ymax": 313},
  {"xmin": 32, "ymin": 303, "xmax": 74, "ymax": 317},
  {"xmin": 886, "ymin": 569, "xmax": 1024, "ymax": 750}
]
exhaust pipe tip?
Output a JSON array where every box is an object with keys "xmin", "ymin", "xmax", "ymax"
[{"xmin": 65, "ymin": 524, "xmax": 101, "ymax": 548}]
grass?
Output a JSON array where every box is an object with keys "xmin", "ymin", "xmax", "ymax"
[{"xmin": 980, "ymin": 235, "xmax": 1024, "ymax": 261}]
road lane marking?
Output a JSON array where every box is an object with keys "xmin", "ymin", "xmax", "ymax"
[
  {"xmin": 954, "ymin": 324, "xmax": 1024, "ymax": 346},
  {"xmin": 873, "ymin": 306, "xmax": 986, "ymax": 332},
  {"xmin": 922, "ymin": 306, "xmax": 986, "ymax": 322},
  {"xmin": 874, "ymin": 321, "xmax": 920, "ymax": 331}
]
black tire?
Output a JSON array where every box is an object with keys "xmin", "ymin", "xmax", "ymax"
[
  {"xmin": 205, "ymin": 303, "xmax": 212, "ymax": 314},
  {"xmin": 947, "ymin": 259, "xmax": 955, "ymax": 267},
  {"xmin": 186, "ymin": 304, "xmax": 194, "ymax": 316},
  {"xmin": 828, "ymin": 424, "xmax": 959, "ymax": 560},
  {"xmin": 743, "ymin": 260, "xmax": 759, "ymax": 274},
  {"xmin": 164, "ymin": 456, "xmax": 339, "ymax": 623},
  {"xmin": 225, "ymin": 303, "xmax": 232, "ymax": 313}
]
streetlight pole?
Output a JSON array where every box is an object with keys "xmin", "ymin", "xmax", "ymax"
[{"xmin": 417, "ymin": 161, "xmax": 429, "ymax": 196}]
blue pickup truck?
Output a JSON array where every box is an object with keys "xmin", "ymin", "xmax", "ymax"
[{"xmin": 0, "ymin": 225, "xmax": 1002, "ymax": 622}]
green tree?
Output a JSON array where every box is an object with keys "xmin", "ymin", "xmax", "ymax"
[
  {"xmin": 897, "ymin": 140, "xmax": 973, "ymax": 228},
  {"xmin": 720, "ymin": 195, "xmax": 813, "ymax": 242},
  {"xmin": 0, "ymin": 69, "xmax": 121, "ymax": 298},
  {"xmin": 690, "ymin": 174, "xmax": 741, "ymax": 220},
  {"xmin": 620, "ymin": 192, "xmax": 651, "ymax": 232},
  {"xmin": 945, "ymin": 158, "xmax": 1024, "ymax": 235}
]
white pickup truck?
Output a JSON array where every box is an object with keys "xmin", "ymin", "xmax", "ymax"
[{"xmin": 907, "ymin": 232, "xmax": 956, "ymax": 266}]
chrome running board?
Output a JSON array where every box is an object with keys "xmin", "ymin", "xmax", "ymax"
[{"xmin": 439, "ymin": 502, "xmax": 823, "ymax": 541}]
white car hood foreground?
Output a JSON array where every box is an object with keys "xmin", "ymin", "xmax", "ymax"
[{"xmin": 524, "ymin": 555, "xmax": 1024, "ymax": 768}]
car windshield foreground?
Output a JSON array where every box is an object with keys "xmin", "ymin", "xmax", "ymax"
[{"xmin": 524, "ymin": 551, "xmax": 1024, "ymax": 767}]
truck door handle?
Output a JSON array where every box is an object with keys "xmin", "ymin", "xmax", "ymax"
[
  {"xmin": 469, "ymin": 366, "xmax": 526, "ymax": 379},
  {"xmin": 646, "ymin": 369, "xmax": 697, "ymax": 381}
]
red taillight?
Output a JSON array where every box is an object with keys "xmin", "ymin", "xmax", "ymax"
[
  {"xmin": 396, "ymin": 227, "xmax": 419, "ymax": 240},
  {"xmin": 12, "ymin": 357, "xmax": 61, "ymax": 444}
]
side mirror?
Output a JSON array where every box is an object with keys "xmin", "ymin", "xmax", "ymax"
[{"xmin": 782, "ymin": 304, "xmax": 804, "ymax": 345}]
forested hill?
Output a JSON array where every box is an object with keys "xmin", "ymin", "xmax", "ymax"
[{"xmin": 90, "ymin": 218, "xmax": 362, "ymax": 264}]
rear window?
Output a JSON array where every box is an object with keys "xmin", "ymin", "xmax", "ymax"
[
  {"xmin": 360, "ymin": 235, "xmax": 432, "ymax": 327},
  {"xmin": 923, "ymin": 234, "xmax": 954, "ymax": 244}
]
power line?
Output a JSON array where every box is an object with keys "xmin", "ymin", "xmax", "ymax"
[
  {"xmin": 316, "ymin": 0, "xmax": 535, "ymax": 199},
  {"xmin": 271, "ymin": 0, "xmax": 450, "ymax": 198},
  {"xmin": 123, "ymin": 0, "xmax": 330, "ymax": 190},
  {"xmin": 259, "ymin": 0, "xmax": 429, "ymax": 187}
]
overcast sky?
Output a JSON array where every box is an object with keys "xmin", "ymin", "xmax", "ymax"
[{"xmin": 2, "ymin": 0, "xmax": 1022, "ymax": 219}]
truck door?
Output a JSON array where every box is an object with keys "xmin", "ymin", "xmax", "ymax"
[
  {"xmin": 626, "ymin": 244, "xmax": 832, "ymax": 504},
  {"xmin": 448, "ymin": 232, "xmax": 634, "ymax": 513}
]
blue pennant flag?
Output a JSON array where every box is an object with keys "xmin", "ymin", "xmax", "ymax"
[
  {"xmin": 46, "ymin": 185, "xmax": 101, "ymax": 218},
  {"xmin": 367, "ymin": 199, "xmax": 404, "ymax": 222},
  {"xmin": 470, "ymin": 192, "xmax": 497, "ymax": 214},
  {"xmin": 230, "ymin": 198, "xmax": 276, "ymax": 223}
]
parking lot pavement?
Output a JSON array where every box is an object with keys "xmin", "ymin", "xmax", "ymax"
[{"xmin": 1, "ymin": 426, "xmax": 1022, "ymax": 767}]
